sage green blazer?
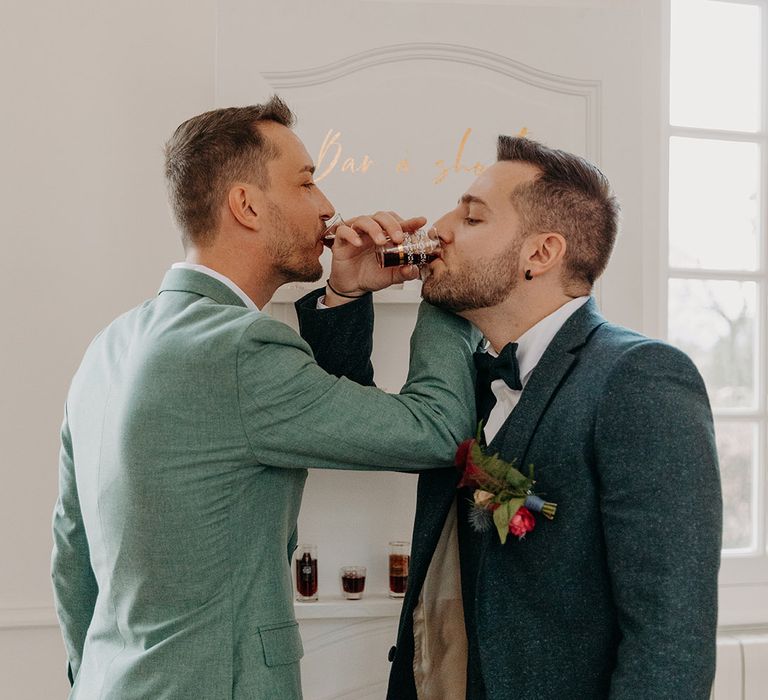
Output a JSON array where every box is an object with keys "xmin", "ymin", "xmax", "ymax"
[{"xmin": 52, "ymin": 268, "xmax": 477, "ymax": 699}]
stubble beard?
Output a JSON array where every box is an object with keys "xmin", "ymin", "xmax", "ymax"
[
  {"xmin": 421, "ymin": 241, "xmax": 521, "ymax": 313},
  {"xmin": 266, "ymin": 200, "xmax": 324, "ymax": 283}
]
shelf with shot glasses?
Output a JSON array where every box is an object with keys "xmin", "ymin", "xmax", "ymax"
[
  {"xmin": 293, "ymin": 541, "xmax": 411, "ymax": 619},
  {"xmin": 270, "ymin": 215, "xmax": 440, "ymax": 304}
]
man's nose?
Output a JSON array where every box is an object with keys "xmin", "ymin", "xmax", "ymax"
[
  {"xmin": 318, "ymin": 189, "xmax": 335, "ymax": 219},
  {"xmin": 433, "ymin": 215, "xmax": 454, "ymax": 243}
]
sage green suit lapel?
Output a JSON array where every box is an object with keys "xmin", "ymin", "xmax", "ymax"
[
  {"xmin": 158, "ymin": 268, "xmax": 248, "ymax": 308},
  {"xmin": 487, "ymin": 297, "xmax": 607, "ymax": 464}
]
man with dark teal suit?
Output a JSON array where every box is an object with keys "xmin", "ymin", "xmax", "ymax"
[
  {"xmin": 385, "ymin": 137, "xmax": 722, "ymax": 699},
  {"xmin": 51, "ymin": 97, "xmax": 478, "ymax": 699}
]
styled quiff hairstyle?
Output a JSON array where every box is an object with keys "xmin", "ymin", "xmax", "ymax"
[
  {"xmin": 164, "ymin": 95, "xmax": 295, "ymax": 247},
  {"xmin": 497, "ymin": 136, "xmax": 619, "ymax": 290}
]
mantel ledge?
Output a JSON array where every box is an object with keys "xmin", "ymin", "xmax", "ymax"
[{"xmin": 294, "ymin": 594, "xmax": 403, "ymax": 620}]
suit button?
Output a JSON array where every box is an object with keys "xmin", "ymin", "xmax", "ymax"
[{"xmin": 388, "ymin": 645, "xmax": 397, "ymax": 662}]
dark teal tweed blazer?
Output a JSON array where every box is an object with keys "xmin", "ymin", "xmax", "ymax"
[{"xmin": 386, "ymin": 298, "xmax": 722, "ymax": 700}]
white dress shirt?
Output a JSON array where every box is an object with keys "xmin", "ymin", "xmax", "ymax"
[{"xmin": 482, "ymin": 295, "xmax": 590, "ymax": 442}]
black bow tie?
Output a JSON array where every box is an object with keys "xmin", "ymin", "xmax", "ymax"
[
  {"xmin": 473, "ymin": 343, "xmax": 522, "ymax": 431},
  {"xmin": 473, "ymin": 342, "xmax": 523, "ymax": 391}
]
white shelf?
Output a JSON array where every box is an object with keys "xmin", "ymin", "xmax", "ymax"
[{"xmin": 294, "ymin": 594, "xmax": 404, "ymax": 620}]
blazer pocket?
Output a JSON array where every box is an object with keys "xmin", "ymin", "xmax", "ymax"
[{"xmin": 258, "ymin": 620, "xmax": 304, "ymax": 667}]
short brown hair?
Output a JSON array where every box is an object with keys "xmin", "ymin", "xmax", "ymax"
[
  {"xmin": 497, "ymin": 136, "xmax": 619, "ymax": 290},
  {"xmin": 164, "ymin": 95, "xmax": 295, "ymax": 246}
]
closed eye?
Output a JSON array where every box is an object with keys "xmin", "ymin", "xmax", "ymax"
[{"xmin": 465, "ymin": 217, "xmax": 482, "ymax": 225}]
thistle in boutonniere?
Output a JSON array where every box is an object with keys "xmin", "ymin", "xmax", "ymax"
[{"xmin": 455, "ymin": 428, "xmax": 557, "ymax": 544}]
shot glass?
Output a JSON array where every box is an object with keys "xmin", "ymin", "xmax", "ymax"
[
  {"xmin": 388, "ymin": 541, "xmax": 410, "ymax": 598},
  {"xmin": 320, "ymin": 213, "xmax": 346, "ymax": 248},
  {"xmin": 375, "ymin": 228, "xmax": 440, "ymax": 269},
  {"xmin": 295, "ymin": 544, "xmax": 318, "ymax": 602},
  {"xmin": 340, "ymin": 566, "xmax": 367, "ymax": 600}
]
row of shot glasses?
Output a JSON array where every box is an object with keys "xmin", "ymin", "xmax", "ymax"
[{"xmin": 295, "ymin": 541, "xmax": 410, "ymax": 601}]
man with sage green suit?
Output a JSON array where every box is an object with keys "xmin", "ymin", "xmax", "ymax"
[
  {"xmin": 51, "ymin": 98, "xmax": 478, "ymax": 699},
  {"xmin": 385, "ymin": 137, "xmax": 722, "ymax": 699}
]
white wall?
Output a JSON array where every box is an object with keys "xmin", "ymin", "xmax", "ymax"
[{"xmin": 0, "ymin": 1, "xmax": 216, "ymax": 697}]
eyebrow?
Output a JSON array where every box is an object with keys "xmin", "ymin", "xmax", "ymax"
[
  {"xmin": 300, "ymin": 165, "xmax": 316, "ymax": 175},
  {"xmin": 459, "ymin": 194, "xmax": 488, "ymax": 208}
]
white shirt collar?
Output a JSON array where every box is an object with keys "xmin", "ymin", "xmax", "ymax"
[
  {"xmin": 171, "ymin": 262, "xmax": 259, "ymax": 311},
  {"xmin": 486, "ymin": 296, "xmax": 590, "ymax": 386}
]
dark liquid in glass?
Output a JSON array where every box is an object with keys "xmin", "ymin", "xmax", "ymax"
[
  {"xmin": 296, "ymin": 553, "xmax": 318, "ymax": 598},
  {"xmin": 379, "ymin": 250, "xmax": 440, "ymax": 268},
  {"xmin": 389, "ymin": 574, "xmax": 408, "ymax": 594},
  {"xmin": 341, "ymin": 574, "xmax": 366, "ymax": 594},
  {"xmin": 389, "ymin": 553, "xmax": 410, "ymax": 594}
]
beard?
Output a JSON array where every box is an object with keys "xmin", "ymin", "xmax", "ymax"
[
  {"xmin": 422, "ymin": 239, "xmax": 521, "ymax": 312},
  {"xmin": 266, "ymin": 200, "xmax": 324, "ymax": 283}
]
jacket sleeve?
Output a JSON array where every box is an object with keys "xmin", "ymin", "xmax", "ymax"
[
  {"xmin": 595, "ymin": 341, "xmax": 721, "ymax": 700},
  {"xmin": 294, "ymin": 288, "xmax": 375, "ymax": 385},
  {"xmin": 51, "ymin": 404, "xmax": 98, "ymax": 686},
  {"xmin": 237, "ymin": 300, "xmax": 479, "ymax": 471}
]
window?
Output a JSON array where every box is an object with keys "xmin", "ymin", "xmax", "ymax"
[{"xmin": 664, "ymin": 0, "xmax": 767, "ymax": 608}]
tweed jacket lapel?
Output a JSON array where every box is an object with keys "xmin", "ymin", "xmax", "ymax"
[
  {"xmin": 158, "ymin": 268, "xmax": 248, "ymax": 308},
  {"xmin": 412, "ymin": 469, "xmax": 462, "ymax": 561},
  {"xmin": 487, "ymin": 297, "xmax": 607, "ymax": 464}
]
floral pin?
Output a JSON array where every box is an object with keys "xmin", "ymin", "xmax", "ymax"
[{"xmin": 455, "ymin": 432, "xmax": 557, "ymax": 544}]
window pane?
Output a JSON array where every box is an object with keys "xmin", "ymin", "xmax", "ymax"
[
  {"xmin": 668, "ymin": 279, "xmax": 757, "ymax": 409},
  {"xmin": 669, "ymin": 137, "xmax": 760, "ymax": 271},
  {"xmin": 716, "ymin": 421, "xmax": 756, "ymax": 550},
  {"xmin": 670, "ymin": 0, "xmax": 761, "ymax": 132}
]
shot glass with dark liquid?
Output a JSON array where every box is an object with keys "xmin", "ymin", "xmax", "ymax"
[
  {"xmin": 340, "ymin": 566, "xmax": 367, "ymax": 600},
  {"xmin": 375, "ymin": 228, "xmax": 441, "ymax": 269},
  {"xmin": 320, "ymin": 213, "xmax": 346, "ymax": 248},
  {"xmin": 295, "ymin": 544, "xmax": 318, "ymax": 602},
  {"xmin": 388, "ymin": 541, "xmax": 410, "ymax": 598}
]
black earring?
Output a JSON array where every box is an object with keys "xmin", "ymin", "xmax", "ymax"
[{"xmin": 524, "ymin": 270, "xmax": 533, "ymax": 281}]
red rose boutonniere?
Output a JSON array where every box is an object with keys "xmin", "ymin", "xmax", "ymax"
[{"xmin": 455, "ymin": 433, "xmax": 557, "ymax": 544}]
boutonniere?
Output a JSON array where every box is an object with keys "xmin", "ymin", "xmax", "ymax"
[{"xmin": 455, "ymin": 427, "xmax": 557, "ymax": 544}]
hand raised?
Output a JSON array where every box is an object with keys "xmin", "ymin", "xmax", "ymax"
[{"xmin": 326, "ymin": 211, "xmax": 426, "ymax": 301}]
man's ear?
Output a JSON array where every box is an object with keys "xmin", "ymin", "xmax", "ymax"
[
  {"xmin": 524, "ymin": 232, "xmax": 567, "ymax": 276},
  {"xmin": 227, "ymin": 184, "xmax": 261, "ymax": 231}
]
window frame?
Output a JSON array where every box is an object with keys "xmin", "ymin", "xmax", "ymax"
[{"xmin": 659, "ymin": 0, "xmax": 768, "ymax": 626}]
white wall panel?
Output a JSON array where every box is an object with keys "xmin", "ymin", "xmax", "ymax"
[
  {"xmin": 743, "ymin": 633, "xmax": 768, "ymax": 700},
  {"xmin": 712, "ymin": 635, "xmax": 743, "ymax": 700},
  {"xmin": 300, "ymin": 618, "xmax": 398, "ymax": 700}
]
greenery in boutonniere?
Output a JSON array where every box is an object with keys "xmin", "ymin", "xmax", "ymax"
[{"xmin": 455, "ymin": 426, "xmax": 557, "ymax": 545}]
